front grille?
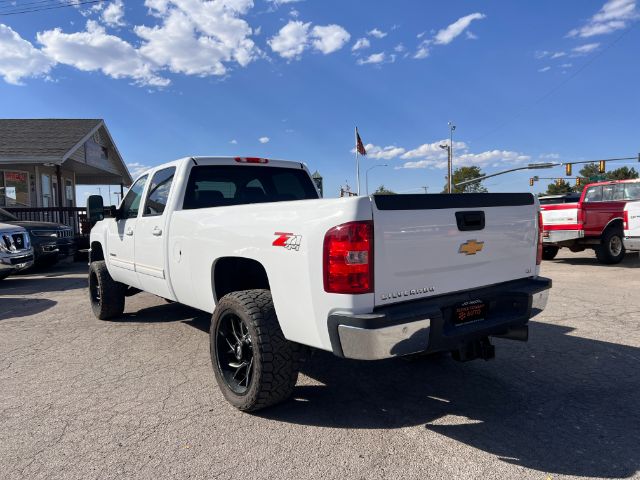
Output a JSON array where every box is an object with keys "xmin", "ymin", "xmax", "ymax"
[
  {"xmin": 57, "ymin": 229, "xmax": 73, "ymax": 238},
  {"xmin": 10, "ymin": 254, "xmax": 33, "ymax": 265},
  {"xmin": 12, "ymin": 233, "xmax": 24, "ymax": 249}
]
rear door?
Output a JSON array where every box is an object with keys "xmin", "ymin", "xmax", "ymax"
[
  {"xmin": 371, "ymin": 193, "xmax": 538, "ymax": 307},
  {"xmin": 106, "ymin": 174, "xmax": 148, "ymax": 288},
  {"xmin": 135, "ymin": 166, "xmax": 177, "ymax": 299}
]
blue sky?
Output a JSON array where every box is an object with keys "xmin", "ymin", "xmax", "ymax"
[{"xmin": 1, "ymin": 0, "xmax": 639, "ymax": 203}]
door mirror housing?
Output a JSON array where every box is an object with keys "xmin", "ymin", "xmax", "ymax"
[{"xmin": 87, "ymin": 195, "xmax": 104, "ymax": 226}]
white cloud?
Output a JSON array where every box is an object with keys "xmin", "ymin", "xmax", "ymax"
[
  {"xmin": 269, "ymin": 20, "xmax": 350, "ymax": 59},
  {"xmin": 266, "ymin": 0, "xmax": 301, "ymax": 5},
  {"xmin": 571, "ymin": 42, "xmax": 600, "ymax": 55},
  {"xmin": 268, "ymin": 20, "xmax": 310, "ymax": 59},
  {"xmin": 465, "ymin": 30, "xmax": 478, "ymax": 40},
  {"xmin": 393, "ymin": 43, "xmax": 405, "ymax": 52},
  {"xmin": 539, "ymin": 153, "xmax": 560, "ymax": 159},
  {"xmin": 350, "ymin": 144, "xmax": 406, "ymax": 160},
  {"xmin": 367, "ymin": 28, "xmax": 387, "ymax": 38},
  {"xmin": 311, "ymin": 24, "xmax": 350, "ymax": 54},
  {"xmin": 102, "ymin": 0, "xmax": 125, "ymax": 27},
  {"xmin": 38, "ymin": 21, "xmax": 169, "ymax": 86},
  {"xmin": 289, "ymin": 9, "xmax": 299, "ymax": 18},
  {"xmin": 0, "ymin": 24, "xmax": 54, "ymax": 85},
  {"xmin": 551, "ymin": 51, "xmax": 566, "ymax": 59},
  {"xmin": 127, "ymin": 162, "xmax": 152, "ymax": 177},
  {"xmin": 136, "ymin": 0, "xmax": 258, "ymax": 74},
  {"xmin": 560, "ymin": 63, "xmax": 573, "ymax": 68},
  {"xmin": 352, "ymin": 37, "xmax": 370, "ymax": 51},
  {"xmin": 538, "ymin": 66, "xmax": 551, "ymax": 72},
  {"xmin": 357, "ymin": 52, "xmax": 385, "ymax": 65},
  {"xmin": 414, "ymin": 45, "xmax": 429, "ymax": 59},
  {"xmin": 568, "ymin": 0, "xmax": 638, "ymax": 38},
  {"xmin": 401, "ymin": 140, "xmax": 467, "ymax": 160},
  {"xmin": 230, "ymin": 139, "xmax": 238, "ymax": 144},
  {"xmin": 259, "ymin": 136, "xmax": 270, "ymax": 143},
  {"xmin": 434, "ymin": 13, "xmax": 486, "ymax": 45}
]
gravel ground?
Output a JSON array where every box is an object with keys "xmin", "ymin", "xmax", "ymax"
[{"xmin": 1, "ymin": 251, "xmax": 639, "ymax": 480}]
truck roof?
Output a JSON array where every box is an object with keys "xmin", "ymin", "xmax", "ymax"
[{"xmin": 583, "ymin": 178, "xmax": 640, "ymax": 188}]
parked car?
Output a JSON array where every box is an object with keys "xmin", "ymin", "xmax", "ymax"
[
  {"xmin": 0, "ymin": 208, "xmax": 75, "ymax": 266},
  {"xmin": 87, "ymin": 156, "xmax": 551, "ymax": 411},
  {"xmin": 0, "ymin": 222, "xmax": 34, "ymax": 280},
  {"xmin": 540, "ymin": 179, "xmax": 640, "ymax": 263},
  {"xmin": 623, "ymin": 200, "xmax": 640, "ymax": 251}
]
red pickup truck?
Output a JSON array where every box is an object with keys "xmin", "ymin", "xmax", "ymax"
[{"xmin": 540, "ymin": 179, "xmax": 640, "ymax": 264}]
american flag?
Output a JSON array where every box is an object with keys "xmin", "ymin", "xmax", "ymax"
[{"xmin": 356, "ymin": 128, "xmax": 367, "ymax": 156}]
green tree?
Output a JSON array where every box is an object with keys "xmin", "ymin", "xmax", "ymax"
[
  {"xmin": 374, "ymin": 185, "xmax": 396, "ymax": 195},
  {"xmin": 545, "ymin": 179, "xmax": 574, "ymax": 195},
  {"xmin": 606, "ymin": 166, "xmax": 639, "ymax": 180},
  {"xmin": 444, "ymin": 166, "xmax": 488, "ymax": 193}
]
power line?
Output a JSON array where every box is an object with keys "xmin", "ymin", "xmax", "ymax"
[
  {"xmin": 471, "ymin": 23, "xmax": 638, "ymax": 143},
  {"xmin": 0, "ymin": 0, "xmax": 102, "ymax": 16}
]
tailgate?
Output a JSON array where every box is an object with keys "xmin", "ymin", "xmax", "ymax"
[
  {"xmin": 372, "ymin": 193, "xmax": 538, "ymax": 307},
  {"xmin": 541, "ymin": 204, "xmax": 580, "ymax": 229},
  {"xmin": 625, "ymin": 201, "xmax": 640, "ymax": 236}
]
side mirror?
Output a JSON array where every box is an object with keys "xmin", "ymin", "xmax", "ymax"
[{"xmin": 87, "ymin": 195, "xmax": 104, "ymax": 226}]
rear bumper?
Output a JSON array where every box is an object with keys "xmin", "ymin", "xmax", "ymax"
[
  {"xmin": 624, "ymin": 236, "xmax": 640, "ymax": 251},
  {"xmin": 328, "ymin": 277, "xmax": 551, "ymax": 360},
  {"xmin": 543, "ymin": 229, "xmax": 583, "ymax": 244}
]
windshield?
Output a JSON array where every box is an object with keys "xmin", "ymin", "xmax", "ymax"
[{"xmin": 0, "ymin": 208, "xmax": 17, "ymax": 222}]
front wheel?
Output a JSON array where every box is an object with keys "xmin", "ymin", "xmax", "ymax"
[
  {"xmin": 595, "ymin": 228, "xmax": 625, "ymax": 264},
  {"xmin": 88, "ymin": 260, "xmax": 126, "ymax": 319},
  {"xmin": 210, "ymin": 289, "xmax": 301, "ymax": 412}
]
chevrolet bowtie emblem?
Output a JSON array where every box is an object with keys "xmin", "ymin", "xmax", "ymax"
[{"xmin": 459, "ymin": 239, "xmax": 484, "ymax": 255}]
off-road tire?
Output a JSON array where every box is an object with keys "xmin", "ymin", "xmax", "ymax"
[
  {"xmin": 595, "ymin": 228, "xmax": 625, "ymax": 264},
  {"xmin": 541, "ymin": 246, "xmax": 559, "ymax": 260},
  {"xmin": 88, "ymin": 260, "xmax": 126, "ymax": 319},
  {"xmin": 210, "ymin": 289, "xmax": 301, "ymax": 412}
]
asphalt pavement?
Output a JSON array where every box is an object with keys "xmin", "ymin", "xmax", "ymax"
[{"xmin": 1, "ymin": 251, "xmax": 639, "ymax": 480}]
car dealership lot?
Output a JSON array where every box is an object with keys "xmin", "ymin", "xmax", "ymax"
[{"xmin": 1, "ymin": 252, "xmax": 639, "ymax": 480}]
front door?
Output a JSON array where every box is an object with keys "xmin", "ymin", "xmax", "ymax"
[
  {"xmin": 135, "ymin": 166, "xmax": 176, "ymax": 299},
  {"xmin": 106, "ymin": 174, "xmax": 148, "ymax": 288}
]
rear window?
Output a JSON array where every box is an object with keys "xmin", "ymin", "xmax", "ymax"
[
  {"xmin": 182, "ymin": 165, "xmax": 319, "ymax": 209},
  {"xmin": 584, "ymin": 186, "xmax": 602, "ymax": 203},
  {"xmin": 539, "ymin": 195, "xmax": 580, "ymax": 205},
  {"xmin": 624, "ymin": 183, "xmax": 640, "ymax": 200}
]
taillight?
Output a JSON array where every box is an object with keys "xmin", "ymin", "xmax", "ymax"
[
  {"xmin": 323, "ymin": 221, "xmax": 373, "ymax": 294},
  {"xmin": 624, "ymin": 209, "xmax": 629, "ymax": 230},
  {"xmin": 577, "ymin": 207, "xmax": 585, "ymax": 226},
  {"xmin": 234, "ymin": 157, "xmax": 269, "ymax": 164},
  {"xmin": 536, "ymin": 211, "xmax": 543, "ymax": 265}
]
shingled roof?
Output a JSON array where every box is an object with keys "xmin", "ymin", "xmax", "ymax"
[{"xmin": 0, "ymin": 119, "xmax": 103, "ymax": 160}]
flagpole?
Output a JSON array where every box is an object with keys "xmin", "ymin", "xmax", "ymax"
[{"xmin": 355, "ymin": 126, "xmax": 360, "ymax": 195}]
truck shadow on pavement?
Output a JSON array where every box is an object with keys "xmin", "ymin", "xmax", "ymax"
[
  {"xmin": 260, "ymin": 321, "xmax": 639, "ymax": 479},
  {"xmin": 0, "ymin": 298, "xmax": 57, "ymax": 320},
  {"xmin": 551, "ymin": 252, "xmax": 639, "ymax": 268}
]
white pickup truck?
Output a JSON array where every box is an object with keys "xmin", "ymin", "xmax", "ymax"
[
  {"xmin": 623, "ymin": 201, "xmax": 640, "ymax": 251},
  {"xmin": 87, "ymin": 156, "xmax": 551, "ymax": 411}
]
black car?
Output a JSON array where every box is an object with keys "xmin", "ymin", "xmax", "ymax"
[{"xmin": 0, "ymin": 208, "xmax": 75, "ymax": 265}]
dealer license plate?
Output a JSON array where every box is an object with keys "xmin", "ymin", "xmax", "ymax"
[{"xmin": 453, "ymin": 300, "xmax": 487, "ymax": 325}]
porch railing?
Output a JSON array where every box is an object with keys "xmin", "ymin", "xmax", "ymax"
[{"xmin": 5, "ymin": 207, "xmax": 89, "ymax": 237}]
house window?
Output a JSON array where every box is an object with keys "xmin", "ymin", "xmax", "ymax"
[
  {"xmin": 41, "ymin": 173, "xmax": 52, "ymax": 207},
  {"xmin": 65, "ymin": 179, "xmax": 74, "ymax": 207},
  {"xmin": 0, "ymin": 170, "xmax": 30, "ymax": 207}
]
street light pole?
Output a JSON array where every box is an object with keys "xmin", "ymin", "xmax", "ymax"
[
  {"xmin": 366, "ymin": 164, "xmax": 388, "ymax": 195},
  {"xmin": 448, "ymin": 121, "xmax": 456, "ymax": 194}
]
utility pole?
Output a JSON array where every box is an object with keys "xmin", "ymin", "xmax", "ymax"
[{"xmin": 421, "ymin": 186, "xmax": 428, "ymax": 193}]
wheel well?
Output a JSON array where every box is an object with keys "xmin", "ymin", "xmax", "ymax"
[
  {"xmin": 90, "ymin": 241, "xmax": 104, "ymax": 263},
  {"xmin": 212, "ymin": 257, "xmax": 270, "ymax": 302},
  {"xmin": 603, "ymin": 218, "xmax": 623, "ymax": 233}
]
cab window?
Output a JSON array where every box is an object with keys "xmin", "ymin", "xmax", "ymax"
[
  {"xmin": 602, "ymin": 185, "xmax": 615, "ymax": 201},
  {"xmin": 624, "ymin": 183, "xmax": 640, "ymax": 200},
  {"xmin": 143, "ymin": 167, "xmax": 176, "ymax": 216},
  {"xmin": 121, "ymin": 175, "xmax": 148, "ymax": 219},
  {"xmin": 583, "ymin": 186, "xmax": 602, "ymax": 203}
]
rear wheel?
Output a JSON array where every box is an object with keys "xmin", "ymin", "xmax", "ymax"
[
  {"xmin": 210, "ymin": 289, "xmax": 301, "ymax": 412},
  {"xmin": 88, "ymin": 260, "xmax": 126, "ymax": 319},
  {"xmin": 595, "ymin": 228, "xmax": 625, "ymax": 264},
  {"xmin": 541, "ymin": 246, "xmax": 559, "ymax": 260}
]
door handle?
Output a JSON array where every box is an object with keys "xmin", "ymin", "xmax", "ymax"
[
  {"xmin": 125, "ymin": 227, "xmax": 134, "ymax": 236},
  {"xmin": 152, "ymin": 226, "xmax": 163, "ymax": 236}
]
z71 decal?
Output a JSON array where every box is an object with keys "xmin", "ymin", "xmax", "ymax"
[{"xmin": 273, "ymin": 232, "xmax": 302, "ymax": 251}]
